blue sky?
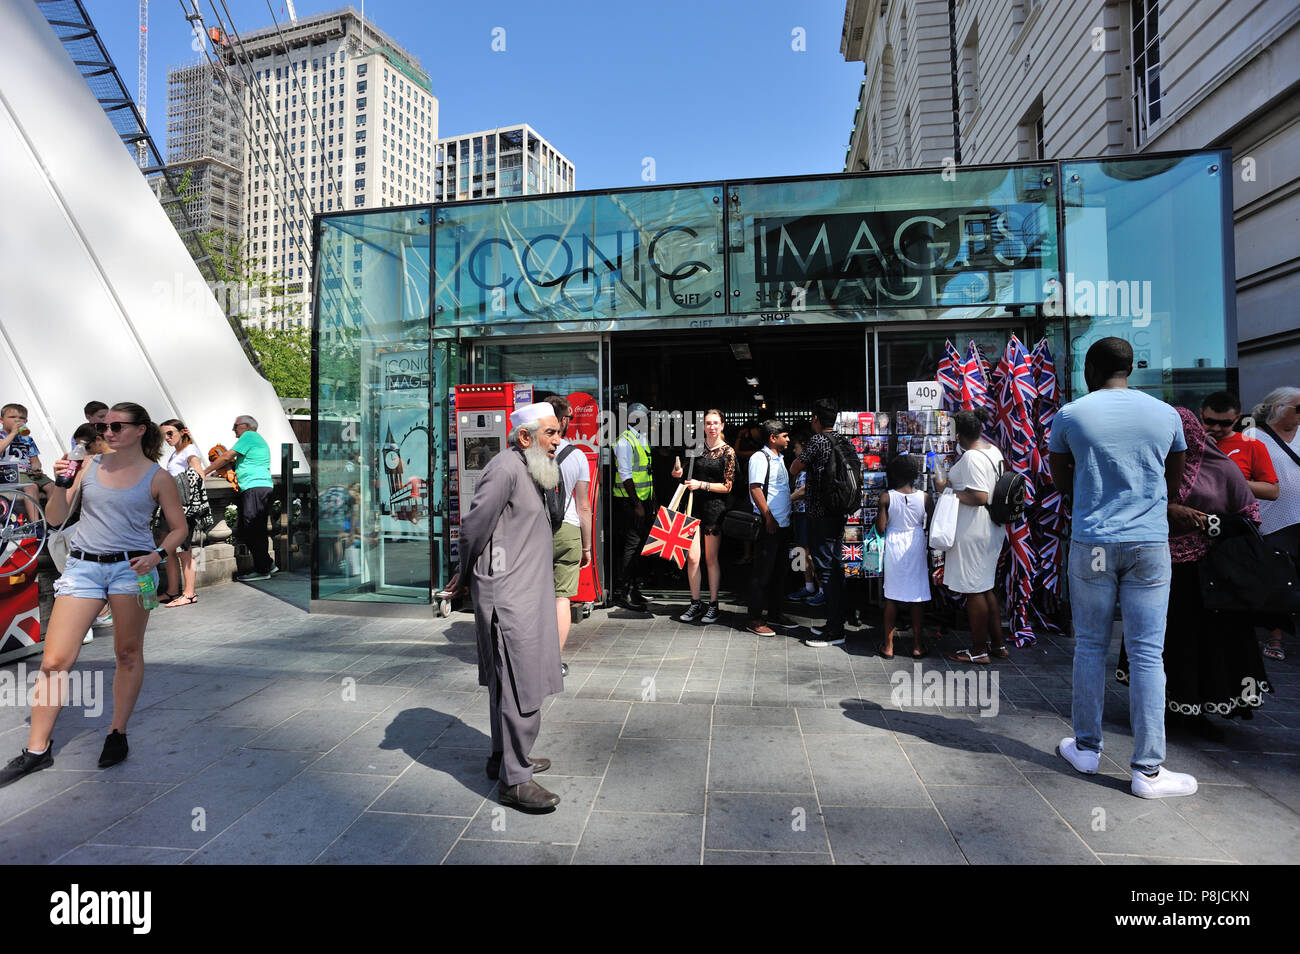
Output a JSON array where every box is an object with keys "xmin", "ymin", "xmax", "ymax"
[{"xmin": 82, "ymin": 0, "xmax": 864, "ymax": 190}]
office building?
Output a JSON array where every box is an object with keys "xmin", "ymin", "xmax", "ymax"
[
  {"xmin": 221, "ymin": 6, "xmax": 438, "ymax": 329},
  {"xmin": 433, "ymin": 124, "xmax": 574, "ymax": 201}
]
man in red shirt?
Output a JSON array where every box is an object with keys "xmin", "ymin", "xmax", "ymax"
[{"xmin": 1200, "ymin": 392, "xmax": 1279, "ymax": 501}]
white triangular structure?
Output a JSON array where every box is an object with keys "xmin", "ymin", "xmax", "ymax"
[{"xmin": 0, "ymin": 0, "xmax": 305, "ymax": 474}]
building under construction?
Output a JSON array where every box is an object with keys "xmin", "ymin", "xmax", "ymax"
[{"xmin": 164, "ymin": 59, "xmax": 245, "ymax": 257}]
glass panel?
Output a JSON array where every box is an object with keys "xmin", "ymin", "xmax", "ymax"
[
  {"xmin": 314, "ymin": 207, "xmax": 434, "ymax": 603},
  {"xmin": 434, "ymin": 186, "xmax": 726, "ymax": 325},
  {"xmin": 1060, "ymin": 154, "xmax": 1233, "ymax": 405},
  {"xmin": 875, "ymin": 326, "xmax": 1019, "ymax": 411},
  {"xmin": 727, "ymin": 166, "xmax": 1058, "ymax": 313}
]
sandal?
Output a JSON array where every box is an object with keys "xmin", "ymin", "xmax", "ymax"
[
  {"xmin": 1263, "ymin": 641, "xmax": 1285, "ymax": 661},
  {"xmin": 164, "ymin": 594, "xmax": 198, "ymax": 607},
  {"xmin": 910, "ymin": 646, "xmax": 929, "ymax": 659},
  {"xmin": 947, "ymin": 648, "xmax": 990, "ymax": 665},
  {"xmin": 876, "ymin": 642, "xmax": 894, "ymax": 660},
  {"xmin": 989, "ymin": 642, "xmax": 1010, "ymax": 659}
]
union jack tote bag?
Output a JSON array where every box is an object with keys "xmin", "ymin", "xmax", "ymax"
[{"xmin": 641, "ymin": 483, "xmax": 699, "ymax": 569}]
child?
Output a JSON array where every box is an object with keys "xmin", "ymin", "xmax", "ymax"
[
  {"xmin": 875, "ymin": 455, "xmax": 933, "ymax": 658},
  {"xmin": 0, "ymin": 403, "xmax": 52, "ymax": 502},
  {"xmin": 785, "ymin": 425, "xmax": 822, "ymax": 606},
  {"xmin": 70, "ymin": 401, "xmax": 109, "ymax": 453}
]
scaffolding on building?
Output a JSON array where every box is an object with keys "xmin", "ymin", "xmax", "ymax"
[{"xmin": 165, "ymin": 59, "xmax": 246, "ymax": 256}]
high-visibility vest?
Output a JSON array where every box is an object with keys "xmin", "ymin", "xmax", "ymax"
[{"xmin": 612, "ymin": 429, "xmax": 653, "ymax": 500}]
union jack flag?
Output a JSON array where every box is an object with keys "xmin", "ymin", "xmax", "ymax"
[
  {"xmin": 841, "ymin": 543, "xmax": 863, "ymax": 564},
  {"xmin": 641, "ymin": 506, "xmax": 700, "ymax": 569},
  {"xmin": 938, "ymin": 339, "xmax": 965, "ymax": 410}
]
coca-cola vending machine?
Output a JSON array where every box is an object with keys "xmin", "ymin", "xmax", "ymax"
[{"xmin": 564, "ymin": 392, "xmax": 603, "ymax": 611}]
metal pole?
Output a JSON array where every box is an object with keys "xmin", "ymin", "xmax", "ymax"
[{"xmin": 281, "ymin": 443, "xmax": 294, "ymax": 572}]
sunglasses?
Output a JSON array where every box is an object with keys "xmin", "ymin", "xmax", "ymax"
[
  {"xmin": 1200, "ymin": 415, "xmax": 1237, "ymax": 428},
  {"xmin": 94, "ymin": 421, "xmax": 141, "ymax": 434}
]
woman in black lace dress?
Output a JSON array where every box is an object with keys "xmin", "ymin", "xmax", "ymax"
[{"xmin": 673, "ymin": 409, "xmax": 735, "ymax": 624}]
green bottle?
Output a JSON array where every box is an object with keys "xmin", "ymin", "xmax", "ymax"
[{"xmin": 137, "ymin": 573, "xmax": 159, "ymax": 610}]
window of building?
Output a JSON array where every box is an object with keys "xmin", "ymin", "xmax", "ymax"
[
  {"xmin": 357, "ymin": 63, "xmax": 367, "ymax": 76},
  {"xmin": 357, "ymin": 80, "xmax": 367, "ymax": 93},
  {"xmin": 961, "ymin": 23, "xmax": 980, "ymax": 125},
  {"xmin": 1131, "ymin": 0, "xmax": 1162, "ymax": 146},
  {"xmin": 356, "ymin": 98, "xmax": 366, "ymax": 111}
]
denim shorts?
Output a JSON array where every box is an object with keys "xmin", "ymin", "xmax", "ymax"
[{"xmin": 54, "ymin": 557, "xmax": 158, "ymax": 600}]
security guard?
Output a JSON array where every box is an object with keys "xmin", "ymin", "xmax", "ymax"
[{"xmin": 612, "ymin": 402, "xmax": 654, "ymax": 610}]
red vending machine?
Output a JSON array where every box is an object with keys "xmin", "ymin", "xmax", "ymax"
[
  {"xmin": 0, "ymin": 487, "xmax": 44, "ymax": 665},
  {"xmin": 565, "ymin": 391, "xmax": 603, "ymax": 610}
]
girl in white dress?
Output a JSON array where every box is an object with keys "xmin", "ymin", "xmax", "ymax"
[{"xmin": 875, "ymin": 455, "xmax": 932, "ymax": 658}]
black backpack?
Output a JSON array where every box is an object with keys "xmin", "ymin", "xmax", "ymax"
[
  {"xmin": 542, "ymin": 444, "xmax": 580, "ymax": 533},
  {"xmin": 823, "ymin": 433, "xmax": 863, "ymax": 519},
  {"xmin": 979, "ymin": 449, "xmax": 1026, "ymax": 525}
]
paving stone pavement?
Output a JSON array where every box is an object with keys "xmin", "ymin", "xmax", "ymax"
[{"xmin": 1, "ymin": 581, "xmax": 1297, "ymax": 864}]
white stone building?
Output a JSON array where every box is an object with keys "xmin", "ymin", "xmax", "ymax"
[{"xmin": 840, "ymin": 0, "xmax": 1300, "ymax": 404}]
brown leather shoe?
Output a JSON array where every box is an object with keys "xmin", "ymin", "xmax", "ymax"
[
  {"xmin": 499, "ymin": 778, "xmax": 561, "ymax": 811},
  {"xmin": 485, "ymin": 754, "xmax": 551, "ymax": 780}
]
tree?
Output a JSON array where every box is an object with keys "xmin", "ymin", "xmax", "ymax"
[{"xmin": 244, "ymin": 325, "xmax": 311, "ymax": 399}]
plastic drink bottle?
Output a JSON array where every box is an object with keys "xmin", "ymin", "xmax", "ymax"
[
  {"xmin": 137, "ymin": 572, "xmax": 159, "ymax": 610},
  {"xmin": 56, "ymin": 443, "xmax": 87, "ymax": 488}
]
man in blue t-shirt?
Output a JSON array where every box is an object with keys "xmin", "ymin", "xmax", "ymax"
[{"xmin": 1048, "ymin": 337, "xmax": 1196, "ymax": 799}]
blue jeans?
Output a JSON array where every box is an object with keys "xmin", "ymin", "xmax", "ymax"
[
  {"xmin": 1068, "ymin": 540, "xmax": 1171, "ymax": 773},
  {"xmin": 807, "ymin": 514, "xmax": 844, "ymax": 634}
]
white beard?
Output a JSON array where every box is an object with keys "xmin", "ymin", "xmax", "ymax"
[{"xmin": 523, "ymin": 441, "xmax": 559, "ymax": 490}]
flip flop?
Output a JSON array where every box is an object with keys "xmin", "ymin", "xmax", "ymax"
[
  {"xmin": 947, "ymin": 648, "xmax": 990, "ymax": 665},
  {"xmin": 989, "ymin": 643, "xmax": 1010, "ymax": 659},
  {"xmin": 910, "ymin": 647, "xmax": 929, "ymax": 659},
  {"xmin": 164, "ymin": 595, "xmax": 198, "ymax": 607}
]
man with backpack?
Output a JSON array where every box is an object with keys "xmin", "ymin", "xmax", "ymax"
[
  {"xmin": 544, "ymin": 396, "xmax": 592, "ymax": 679},
  {"xmin": 789, "ymin": 398, "xmax": 860, "ymax": 647}
]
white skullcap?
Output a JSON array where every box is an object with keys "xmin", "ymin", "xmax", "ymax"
[{"xmin": 509, "ymin": 403, "xmax": 555, "ymax": 428}]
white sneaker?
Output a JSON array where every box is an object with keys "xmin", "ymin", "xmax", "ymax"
[
  {"xmin": 1131, "ymin": 767, "xmax": 1198, "ymax": 799},
  {"xmin": 91, "ymin": 611, "xmax": 113, "ymax": 628},
  {"xmin": 82, "ymin": 631, "xmax": 94, "ymax": 645},
  {"xmin": 1057, "ymin": 737, "xmax": 1099, "ymax": 775}
]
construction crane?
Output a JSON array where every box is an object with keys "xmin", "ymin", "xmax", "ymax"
[
  {"xmin": 285, "ymin": 1, "xmax": 297, "ymax": 22},
  {"xmin": 136, "ymin": 0, "xmax": 147, "ymax": 169}
]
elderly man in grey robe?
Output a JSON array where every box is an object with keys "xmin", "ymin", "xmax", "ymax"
[{"xmin": 450, "ymin": 402, "xmax": 565, "ymax": 811}]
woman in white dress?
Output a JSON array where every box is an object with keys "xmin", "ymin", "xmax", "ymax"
[
  {"xmin": 159, "ymin": 420, "xmax": 206, "ymax": 607},
  {"xmin": 934, "ymin": 407, "xmax": 1008, "ymax": 664},
  {"xmin": 875, "ymin": 455, "xmax": 932, "ymax": 658}
]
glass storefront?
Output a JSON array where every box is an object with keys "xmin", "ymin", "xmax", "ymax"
[{"xmin": 312, "ymin": 151, "xmax": 1237, "ymax": 609}]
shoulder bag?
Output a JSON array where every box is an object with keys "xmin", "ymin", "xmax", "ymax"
[{"xmin": 722, "ymin": 453, "xmax": 769, "ymax": 541}]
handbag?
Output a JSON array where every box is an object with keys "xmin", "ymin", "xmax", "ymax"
[
  {"xmin": 641, "ymin": 483, "xmax": 700, "ymax": 569},
  {"xmin": 929, "ymin": 488, "xmax": 959, "ymax": 550},
  {"xmin": 48, "ymin": 476, "xmax": 85, "ymax": 574},
  {"xmin": 722, "ymin": 454, "xmax": 770, "ymax": 541},
  {"xmin": 1199, "ymin": 513, "xmax": 1300, "ymax": 613},
  {"xmin": 182, "ymin": 468, "xmax": 216, "ymax": 532}
]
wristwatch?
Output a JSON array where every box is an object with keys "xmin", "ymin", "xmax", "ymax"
[{"xmin": 154, "ymin": 547, "xmax": 168, "ymax": 565}]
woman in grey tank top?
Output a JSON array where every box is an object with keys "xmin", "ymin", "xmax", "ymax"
[{"xmin": 0, "ymin": 403, "xmax": 187, "ymax": 785}]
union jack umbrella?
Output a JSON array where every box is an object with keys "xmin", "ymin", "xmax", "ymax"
[
  {"xmin": 962, "ymin": 340, "xmax": 993, "ymax": 413},
  {"xmin": 994, "ymin": 335, "xmax": 1039, "ymax": 647},
  {"xmin": 641, "ymin": 485, "xmax": 700, "ymax": 569}
]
